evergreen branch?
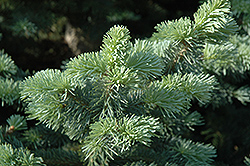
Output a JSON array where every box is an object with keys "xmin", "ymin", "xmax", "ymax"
[
  {"xmin": 126, "ymin": 40, "xmax": 163, "ymax": 79},
  {"xmin": 22, "ymin": 127, "xmax": 44, "ymax": 150},
  {"xmin": 143, "ymin": 81, "xmax": 190, "ymax": 117},
  {"xmin": 119, "ymin": 141, "xmax": 187, "ymax": 165},
  {"xmin": 162, "ymin": 73, "xmax": 217, "ymax": 104},
  {"xmin": 102, "ymin": 40, "xmax": 164, "ymax": 89},
  {"xmin": 166, "ymin": 111, "xmax": 204, "ymax": 136},
  {"xmin": 20, "ymin": 69, "xmax": 74, "ymax": 131},
  {"xmin": 24, "ymin": 94, "xmax": 64, "ymax": 131},
  {"xmin": 160, "ymin": 42, "xmax": 204, "ymax": 74},
  {"xmin": 230, "ymin": 34, "xmax": 250, "ymax": 71},
  {"xmin": 233, "ymin": 86, "xmax": 250, "ymax": 105},
  {"xmin": 104, "ymin": 66, "xmax": 140, "ymax": 88},
  {"xmin": 152, "ymin": 39, "xmax": 171, "ymax": 58},
  {"xmin": 172, "ymin": 138, "xmax": 217, "ymax": 165},
  {"xmin": 65, "ymin": 52, "xmax": 107, "ymax": 82},
  {"xmin": 101, "ymin": 25, "xmax": 131, "ymax": 66},
  {"xmin": 203, "ymin": 34, "xmax": 250, "ymax": 77},
  {"xmin": 129, "ymin": 39, "xmax": 154, "ymax": 54},
  {"xmin": 208, "ymin": 83, "xmax": 238, "ymax": 108},
  {"xmin": 195, "ymin": 0, "xmax": 231, "ymax": 23},
  {"xmin": 17, "ymin": 147, "xmax": 45, "ymax": 166},
  {"xmin": 0, "ymin": 142, "xmax": 45, "ymax": 166},
  {"xmin": 245, "ymin": 156, "xmax": 250, "ymax": 166},
  {"xmin": 6, "ymin": 114, "xmax": 27, "ymax": 131},
  {"xmin": 2, "ymin": 134, "xmax": 24, "ymax": 150},
  {"xmin": 182, "ymin": 111, "xmax": 204, "ymax": 130},
  {"xmin": 21, "ymin": 70, "xmax": 100, "ymax": 140},
  {"xmin": 0, "ymin": 78, "xmax": 20, "ymax": 106},
  {"xmin": 66, "ymin": 28, "xmax": 162, "ymax": 89},
  {"xmin": 153, "ymin": 0, "xmax": 238, "ymax": 46},
  {"xmin": 35, "ymin": 148, "xmax": 83, "ymax": 166},
  {"xmin": 22, "ymin": 124, "xmax": 71, "ymax": 150},
  {"xmin": 82, "ymin": 115, "xmax": 160, "ymax": 164},
  {"xmin": 194, "ymin": 0, "xmax": 238, "ymax": 41},
  {"xmin": 13, "ymin": 1, "xmax": 244, "ymax": 164},
  {"xmin": 20, "ymin": 69, "xmax": 74, "ymax": 101},
  {"xmin": 21, "ymin": 68, "xmax": 127, "ymax": 141},
  {"xmin": 153, "ymin": 17, "xmax": 194, "ymax": 44},
  {"xmin": 2, "ymin": 0, "xmax": 247, "ymax": 165},
  {"xmin": 60, "ymin": 89, "xmax": 94, "ymax": 141},
  {"xmin": 125, "ymin": 89, "xmax": 145, "ymax": 115},
  {"xmin": 203, "ymin": 42, "xmax": 239, "ymax": 76},
  {"xmin": 0, "ymin": 49, "xmax": 17, "ymax": 77},
  {"xmin": 117, "ymin": 143, "xmax": 160, "ymax": 164},
  {"xmin": 0, "ymin": 143, "xmax": 18, "ymax": 166}
]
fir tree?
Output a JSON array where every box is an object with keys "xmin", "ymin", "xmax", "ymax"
[{"xmin": 1, "ymin": 0, "xmax": 250, "ymax": 165}]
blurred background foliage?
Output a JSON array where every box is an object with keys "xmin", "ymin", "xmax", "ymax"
[
  {"xmin": 1, "ymin": 0, "xmax": 250, "ymax": 165},
  {"xmin": 0, "ymin": 0, "xmax": 199, "ymax": 70}
]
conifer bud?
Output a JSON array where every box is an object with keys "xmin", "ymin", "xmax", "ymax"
[{"xmin": 7, "ymin": 125, "xmax": 15, "ymax": 134}]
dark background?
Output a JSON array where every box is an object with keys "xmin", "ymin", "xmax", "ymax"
[{"xmin": 0, "ymin": 0, "xmax": 199, "ymax": 71}]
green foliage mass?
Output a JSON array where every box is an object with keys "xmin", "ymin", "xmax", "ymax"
[
  {"xmin": 0, "ymin": 142, "xmax": 45, "ymax": 166},
  {"xmin": 1, "ymin": 0, "xmax": 250, "ymax": 165}
]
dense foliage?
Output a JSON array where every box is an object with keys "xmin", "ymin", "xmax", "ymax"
[{"xmin": 1, "ymin": 0, "xmax": 250, "ymax": 165}]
